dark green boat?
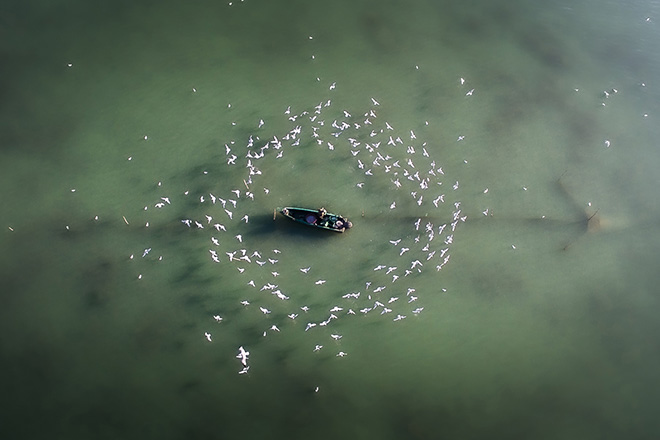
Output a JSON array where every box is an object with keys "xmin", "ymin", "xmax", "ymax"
[{"xmin": 278, "ymin": 207, "xmax": 353, "ymax": 232}]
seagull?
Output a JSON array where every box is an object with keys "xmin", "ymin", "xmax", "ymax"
[
  {"xmin": 236, "ymin": 346, "xmax": 249, "ymax": 366},
  {"xmin": 259, "ymin": 307, "xmax": 271, "ymax": 314},
  {"xmin": 204, "ymin": 332, "xmax": 212, "ymax": 342},
  {"xmin": 314, "ymin": 345, "xmax": 323, "ymax": 352},
  {"xmin": 213, "ymin": 315, "xmax": 223, "ymax": 322},
  {"xmin": 330, "ymin": 334, "xmax": 342, "ymax": 340},
  {"xmin": 300, "ymin": 266, "xmax": 311, "ymax": 274}
]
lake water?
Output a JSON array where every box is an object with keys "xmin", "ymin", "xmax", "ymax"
[{"xmin": 2, "ymin": 0, "xmax": 660, "ymax": 439}]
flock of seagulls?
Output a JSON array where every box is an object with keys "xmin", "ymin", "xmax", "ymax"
[
  {"xmin": 129, "ymin": 78, "xmax": 474, "ymax": 376},
  {"xmin": 39, "ymin": 7, "xmax": 652, "ymax": 393},
  {"xmin": 59, "ymin": 36, "xmax": 647, "ymax": 383}
]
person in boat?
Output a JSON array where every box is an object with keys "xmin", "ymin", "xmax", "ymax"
[{"xmin": 314, "ymin": 207, "xmax": 328, "ymax": 227}]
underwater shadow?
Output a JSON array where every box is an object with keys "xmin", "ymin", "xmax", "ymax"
[{"xmin": 244, "ymin": 214, "xmax": 346, "ymax": 243}]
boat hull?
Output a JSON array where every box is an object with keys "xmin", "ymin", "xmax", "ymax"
[{"xmin": 279, "ymin": 207, "xmax": 352, "ymax": 232}]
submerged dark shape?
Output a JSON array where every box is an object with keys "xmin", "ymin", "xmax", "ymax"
[{"xmin": 278, "ymin": 207, "xmax": 353, "ymax": 232}]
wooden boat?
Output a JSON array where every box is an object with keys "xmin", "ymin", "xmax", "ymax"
[{"xmin": 278, "ymin": 207, "xmax": 352, "ymax": 232}]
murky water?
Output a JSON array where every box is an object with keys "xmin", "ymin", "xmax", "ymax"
[{"xmin": 2, "ymin": 0, "xmax": 660, "ymax": 439}]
